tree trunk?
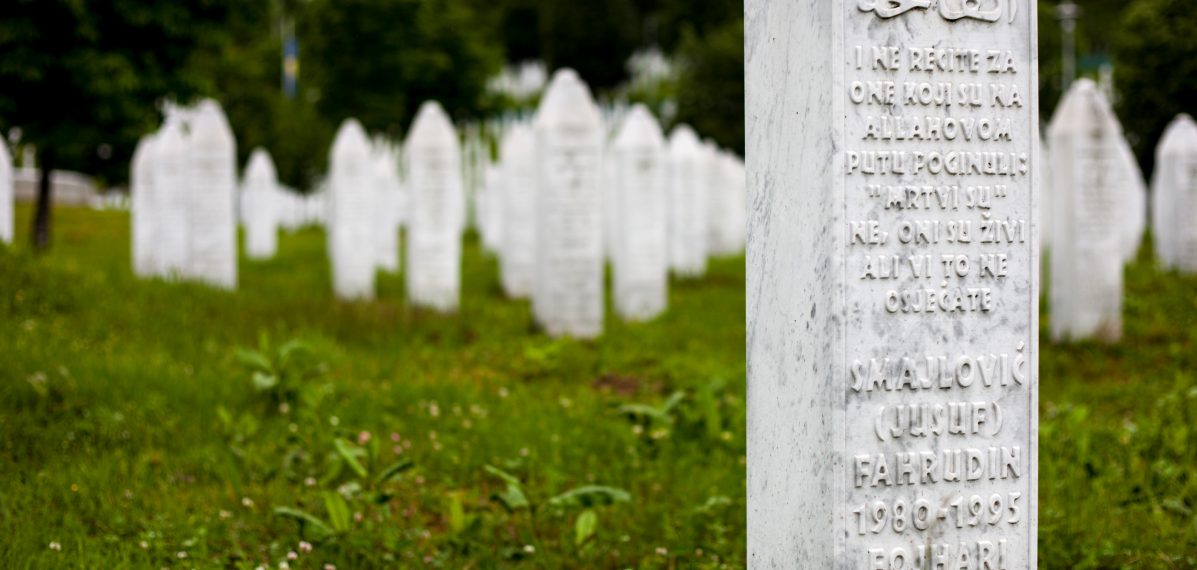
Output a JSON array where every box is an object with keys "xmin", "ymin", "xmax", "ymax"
[{"xmin": 32, "ymin": 149, "xmax": 54, "ymax": 252}]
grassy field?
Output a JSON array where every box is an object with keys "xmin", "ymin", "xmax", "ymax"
[{"xmin": 1, "ymin": 204, "xmax": 1196, "ymax": 569}]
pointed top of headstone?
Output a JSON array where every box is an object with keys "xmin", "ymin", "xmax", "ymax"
[
  {"xmin": 1157, "ymin": 114, "xmax": 1197, "ymax": 158},
  {"xmin": 668, "ymin": 124, "xmax": 702, "ymax": 156},
  {"xmin": 406, "ymin": 101, "xmax": 457, "ymax": 149},
  {"xmin": 245, "ymin": 148, "xmax": 277, "ymax": 184},
  {"xmin": 332, "ymin": 118, "xmax": 370, "ymax": 162},
  {"xmin": 613, "ymin": 104, "xmax": 665, "ymax": 150},
  {"xmin": 191, "ymin": 99, "xmax": 235, "ymax": 149},
  {"xmin": 1048, "ymin": 78, "xmax": 1119, "ymax": 138},
  {"xmin": 157, "ymin": 114, "xmax": 189, "ymax": 153},
  {"xmin": 534, "ymin": 68, "xmax": 602, "ymax": 131}
]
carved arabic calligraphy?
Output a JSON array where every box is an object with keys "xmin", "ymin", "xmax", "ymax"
[{"xmin": 858, "ymin": 0, "xmax": 1011, "ymax": 23}]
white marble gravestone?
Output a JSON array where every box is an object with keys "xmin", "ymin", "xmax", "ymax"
[
  {"xmin": 405, "ymin": 101, "xmax": 464, "ymax": 312},
  {"xmin": 666, "ymin": 125, "xmax": 709, "ymax": 276},
  {"xmin": 533, "ymin": 69, "xmax": 606, "ymax": 338},
  {"xmin": 480, "ymin": 162, "xmax": 505, "ymax": 254},
  {"xmin": 0, "ymin": 140, "xmax": 11, "ymax": 244},
  {"xmin": 187, "ymin": 100, "xmax": 238, "ymax": 289},
  {"xmin": 154, "ymin": 116, "xmax": 191, "ymax": 277},
  {"xmin": 371, "ymin": 141, "xmax": 401, "ymax": 272},
  {"xmin": 611, "ymin": 104, "xmax": 668, "ymax": 321},
  {"xmin": 242, "ymin": 148, "xmax": 280, "ymax": 260},
  {"xmin": 329, "ymin": 119, "xmax": 377, "ymax": 300},
  {"xmin": 130, "ymin": 134, "xmax": 159, "ymax": 274},
  {"xmin": 1152, "ymin": 114, "xmax": 1197, "ymax": 271},
  {"xmin": 747, "ymin": 1, "xmax": 1039, "ymax": 567},
  {"xmin": 1049, "ymin": 80, "xmax": 1129, "ymax": 342},
  {"xmin": 706, "ymin": 141, "xmax": 741, "ymax": 256},
  {"xmin": 499, "ymin": 124, "xmax": 538, "ymax": 298}
]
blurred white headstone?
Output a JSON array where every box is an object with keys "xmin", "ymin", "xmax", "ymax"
[
  {"xmin": 329, "ymin": 119, "xmax": 376, "ymax": 300},
  {"xmin": 242, "ymin": 148, "xmax": 280, "ymax": 260},
  {"xmin": 372, "ymin": 141, "xmax": 401, "ymax": 272},
  {"xmin": 131, "ymin": 134, "xmax": 158, "ymax": 273},
  {"xmin": 666, "ymin": 125, "xmax": 708, "ymax": 276},
  {"xmin": 499, "ymin": 124, "xmax": 538, "ymax": 298},
  {"xmin": 0, "ymin": 140, "xmax": 11, "ymax": 244},
  {"xmin": 187, "ymin": 100, "xmax": 238, "ymax": 289},
  {"xmin": 405, "ymin": 101, "xmax": 464, "ymax": 312},
  {"xmin": 706, "ymin": 140, "xmax": 741, "ymax": 256},
  {"xmin": 479, "ymin": 161, "xmax": 505, "ymax": 254},
  {"xmin": 1152, "ymin": 114, "xmax": 1197, "ymax": 271},
  {"xmin": 611, "ymin": 104, "xmax": 668, "ymax": 321},
  {"xmin": 1049, "ymin": 79, "xmax": 1127, "ymax": 341},
  {"xmin": 533, "ymin": 69, "xmax": 605, "ymax": 338},
  {"xmin": 154, "ymin": 117, "xmax": 190, "ymax": 277}
]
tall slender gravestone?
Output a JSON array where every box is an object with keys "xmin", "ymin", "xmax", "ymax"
[
  {"xmin": 372, "ymin": 141, "xmax": 401, "ymax": 272},
  {"xmin": 131, "ymin": 134, "xmax": 159, "ymax": 273},
  {"xmin": 329, "ymin": 119, "xmax": 376, "ymax": 300},
  {"xmin": 405, "ymin": 101, "xmax": 464, "ymax": 312},
  {"xmin": 155, "ymin": 116, "xmax": 191, "ymax": 278},
  {"xmin": 0, "ymin": 140, "xmax": 11, "ymax": 244},
  {"xmin": 499, "ymin": 124, "xmax": 538, "ymax": 298},
  {"xmin": 747, "ymin": 1, "xmax": 1039, "ymax": 567},
  {"xmin": 611, "ymin": 104, "xmax": 669, "ymax": 321},
  {"xmin": 667, "ymin": 125, "xmax": 709, "ymax": 277},
  {"xmin": 707, "ymin": 141, "xmax": 742, "ymax": 256},
  {"xmin": 1152, "ymin": 115, "xmax": 1197, "ymax": 271},
  {"xmin": 243, "ymin": 148, "xmax": 280, "ymax": 260},
  {"xmin": 1048, "ymin": 79, "xmax": 1129, "ymax": 342},
  {"xmin": 533, "ymin": 69, "xmax": 606, "ymax": 338},
  {"xmin": 188, "ymin": 100, "xmax": 238, "ymax": 288}
]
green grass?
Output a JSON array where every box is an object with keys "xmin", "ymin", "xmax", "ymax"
[{"xmin": 1, "ymin": 204, "xmax": 1196, "ymax": 568}]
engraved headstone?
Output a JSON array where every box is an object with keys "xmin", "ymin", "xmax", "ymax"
[
  {"xmin": 154, "ymin": 116, "xmax": 191, "ymax": 277},
  {"xmin": 533, "ymin": 69, "xmax": 605, "ymax": 338},
  {"xmin": 329, "ymin": 119, "xmax": 377, "ymax": 300},
  {"xmin": 1048, "ymin": 79, "xmax": 1131, "ymax": 342},
  {"xmin": 372, "ymin": 140, "xmax": 401, "ymax": 272},
  {"xmin": 0, "ymin": 140, "xmax": 11, "ymax": 244},
  {"xmin": 1151, "ymin": 114, "xmax": 1197, "ymax": 271},
  {"xmin": 405, "ymin": 101, "xmax": 464, "ymax": 312},
  {"xmin": 499, "ymin": 124, "xmax": 538, "ymax": 298},
  {"xmin": 666, "ymin": 125, "xmax": 709, "ymax": 277},
  {"xmin": 131, "ymin": 135, "xmax": 158, "ymax": 273},
  {"xmin": 242, "ymin": 148, "xmax": 280, "ymax": 260},
  {"xmin": 747, "ymin": 1, "xmax": 1039, "ymax": 566},
  {"xmin": 611, "ymin": 104, "xmax": 668, "ymax": 321}
]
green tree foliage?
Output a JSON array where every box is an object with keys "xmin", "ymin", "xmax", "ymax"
[
  {"xmin": 1112, "ymin": 0, "xmax": 1197, "ymax": 174},
  {"xmin": 536, "ymin": 0, "xmax": 641, "ymax": 90},
  {"xmin": 298, "ymin": 0, "xmax": 502, "ymax": 136},
  {"xmin": 674, "ymin": 19, "xmax": 744, "ymax": 155}
]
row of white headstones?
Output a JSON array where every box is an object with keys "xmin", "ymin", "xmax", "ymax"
[
  {"xmin": 126, "ymin": 69, "xmax": 746, "ymax": 338},
  {"xmin": 1043, "ymin": 78, "xmax": 1197, "ymax": 342}
]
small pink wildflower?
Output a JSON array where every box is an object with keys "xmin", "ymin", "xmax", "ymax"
[
  {"xmin": 287, "ymin": 551, "xmax": 298, "ymax": 560},
  {"xmin": 390, "ymin": 432, "xmax": 400, "ymax": 442},
  {"xmin": 357, "ymin": 431, "xmax": 372, "ymax": 445},
  {"xmin": 298, "ymin": 541, "xmax": 312, "ymax": 554}
]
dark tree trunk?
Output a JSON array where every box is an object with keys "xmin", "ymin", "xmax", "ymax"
[{"xmin": 32, "ymin": 149, "xmax": 54, "ymax": 252}]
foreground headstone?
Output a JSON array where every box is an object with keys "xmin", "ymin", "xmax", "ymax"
[
  {"xmin": 747, "ymin": 2, "xmax": 1039, "ymax": 567},
  {"xmin": 611, "ymin": 104, "xmax": 668, "ymax": 321},
  {"xmin": 130, "ymin": 135, "xmax": 158, "ymax": 273},
  {"xmin": 666, "ymin": 125, "xmax": 709, "ymax": 276},
  {"xmin": 1048, "ymin": 80, "xmax": 1129, "ymax": 342},
  {"xmin": 405, "ymin": 101, "xmax": 464, "ymax": 312},
  {"xmin": 0, "ymin": 140, "xmax": 11, "ymax": 244},
  {"xmin": 533, "ymin": 69, "xmax": 605, "ymax": 338},
  {"xmin": 1152, "ymin": 114, "xmax": 1197, "ymax": 271},
  {"xmin": 154, "ymin": 116, "xmax": 191, "ymax": 277},
  {"xmin": 499, "ymin": 124, "xmax": 538, "ymax": 298},
  {"xmin": 329, "ymin": 119, "xmax": 376, "ymax": 300},
  {"xmin": 242, "ymin": 148, "xmax": 280, "ymax": 260}
]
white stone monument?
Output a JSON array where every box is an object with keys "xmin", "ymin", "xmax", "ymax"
[
  {"xmin": 533, "ymin": 69, "xmax": 606, "ymax": 338},
  {"xmin": 611, "ymin": 104, "xmax": 668, "ymax": 321},
  {"xmin": 706, "ymin": 141, "xmax": 741, "ymax": 256},
  {"xmin": 242, "ymin": 148, "xmax": 280, "ymax": 260},
  {"xmin": 747, "ymin": 1, "xmax": 1039, "ymax": 566},
  {"xmin": 0, "ymin": 140, "xmax": 11, "ymax": 244},
  {"xmin": 328, "ymin": 119, "xmax": 377, "ymax": 300},
  {"xmin": 1049, "ymin": 79, "xmax": 1130, "ymax": 342},
  {"xmin": 154, "ymin": 116, "xmax": 191, "ymax": 277},
  {"xmin": 130, "ymin": 134, "xmax": 158, "ymax": 274},
  {"xmin": 405, "ymin": 101, "xmax": 464, "ymax": 312},
  {"xmin": 1152, "ymin": 114, "xmax": 1197, "ymax": 271},
  {"xmin": 371, "ymin": 141, "xmax": 401, "ymax": 272},
  {"xmin": 499, "ymin": 124, "xmax": 538, "ymax": 298},
  {"xmin": 666, "ymin": 125, "xmax": 709, "ymax": 277},
  {"xmin": 187, "ymin": 100, "xmax": 238, "ymax": 289}
]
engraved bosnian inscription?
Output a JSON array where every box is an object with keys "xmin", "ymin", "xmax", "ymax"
[{"xmin": 842, "ymin": 2, "xmax": 1034, "ymax": 568}]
